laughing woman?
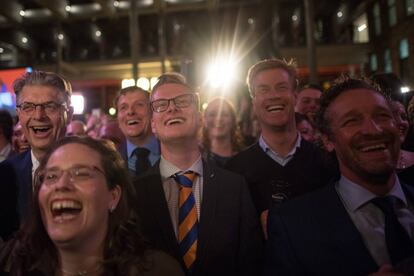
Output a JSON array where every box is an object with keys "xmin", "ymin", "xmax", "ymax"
[
  {"xmin": 202, "ymin": 97, "xmax": 245, "ymax": 167},
  {"xmin": 0, "ymin": 136, "xmax": 183, "ymax": 276}
]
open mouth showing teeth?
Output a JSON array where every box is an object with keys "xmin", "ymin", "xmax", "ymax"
[
  {"xmin": 31, "ymin": 126, "xmax": 51, "ymax": 133},
  {"xmin": 166, "ymin": 118, "xmax": 184, "ymax": 125},
  {"xmin": 127, "ymin": 120, "xmax": 139, "ymax": 125},
  {"xmin": 51, "ymin": 200, "xmax": 82, "ymax": 218},
  {"xmin": 360, "ymin": 144, "xmax": 386, "ymax": 152},
  {"xmin": 267, "ymin": 105, "xmax": 284, "ymax": 112}
]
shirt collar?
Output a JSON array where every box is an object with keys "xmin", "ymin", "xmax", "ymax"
[
  {"xmin": 0, "ymin": 143, "xmax": 11, "ymax": 158},
  {"xmin": 160, "ymin": 155, "xmax": 203, "ymax": 180},
  {"xmin": 259, "ymin": 132, "xmax": 302, "ymax": 158},
  {"xmin": 337, "ymin": 174, "xmax": 407, "ymax": 212},
  {"xmin": 31, "ymin": 150, "xmax": 40, "ymax": 174},
  {"xmin": 127, "ymin": 135, "xmax": 160, "ymax": 158}
]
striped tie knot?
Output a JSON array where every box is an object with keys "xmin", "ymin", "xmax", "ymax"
[
  {"xmin": 173, "ymin": 170, "xmax": 198, "ymax": 272},
  {"xmin": 173, "ymin": 171, "xmax": 196, "ymax": 188}
]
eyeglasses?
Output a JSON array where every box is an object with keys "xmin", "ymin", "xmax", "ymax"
[
  {"xmin": 37, "ymin": 165, "xmax": 105, "ymax": 186},
  {"xmin": 151, "ymin": 93, "xmax": 196, "ymax": 113},
  {"xmin": 17, "ymin": 101, "xmax": 67, "ymax": 116}
]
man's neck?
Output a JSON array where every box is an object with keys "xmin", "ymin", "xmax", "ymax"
[
  {"xmin": 128, "ymin": 132, "xmax": 152, "ymax": 147},
  {"xmin": 341, "ymin": 166, "xmax": 397, "ymax": 196},
  {"xmin": 261, "ymin": 124, "xmax": 298, "ymax": 157},
  {"xmin": 161, "ymin": 139, "xmax": 200, "ymax": 170},
  {"xmin": 31, "ymin": 148, "xmax": 46, "ymax": 161}
]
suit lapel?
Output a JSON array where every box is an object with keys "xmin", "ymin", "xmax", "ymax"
[
  {"xmin": 196, "ymin": 160, "xmax": 219, "ymax": 265},
  {"xmin": 144, "ymin": 164, "xmax": 181, "ymax": 258},
  {"xmin": 319, "ymin": 184, "xmax": 378, "ymax": 272},
  {"xmin": 17, "ymin": 151, "xmax": 33, "ymax": 219}
]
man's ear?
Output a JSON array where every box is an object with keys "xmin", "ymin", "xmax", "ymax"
[
  {"xmin": 151, "ymin": 118, "xmax": 157, "ymax": 137},
  {"xmin": 66, "ymin": 106, "xmax": 74, "ymax": 125},
  {"xmin": 321, "ymin": 134, "xmax": 335, "ymax": 153}
]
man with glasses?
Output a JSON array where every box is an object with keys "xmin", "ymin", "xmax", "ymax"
[
  {"xmin": 132, "ymin": 73, "xmax": 262, "ymax": 276},
  {"xmin": 0, "ymin": 71, "xmax": 73, "ymax": 232},
  {"xmin": 115, "ymin": 86, "xmax": 160, "ymax": 176}
]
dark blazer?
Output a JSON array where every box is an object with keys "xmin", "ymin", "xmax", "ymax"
[
  {"xmin": 0, "ymin": 150, "xmax": 32, "ymax": 224},
  {"xmin": 264, "ymin": 181, "xmax": 414, "ymax": 276},
  {"xmin": 133, "ymin": 159, "xmax": 263, "ymax": 276}
]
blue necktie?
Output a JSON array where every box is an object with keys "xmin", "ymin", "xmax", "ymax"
[
  {"xmin": 173, "ymin": 171, "xmax": 198, "ymax": 272},
  {"xmin": 371, "ymin": 196, "xmax": 414, "ymax": 265}
]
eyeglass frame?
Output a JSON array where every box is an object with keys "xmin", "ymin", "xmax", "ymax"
[
  {"xmin": 36, "ymin": 165, "xmax": 106, "ymax": 187},
  {"xmin": 150, "ymin": 93, "xmax": 198, "ymax": 113},
  {"xmin": 16, "ymin": 101, "xmax": 68, "ymax": 116}
]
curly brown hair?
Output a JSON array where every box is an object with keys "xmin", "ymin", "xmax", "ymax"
[{"xmin": 1, "ymin": 136, "xmax": 149, "ymax": 275}]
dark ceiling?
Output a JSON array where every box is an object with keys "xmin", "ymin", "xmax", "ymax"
[{"xmin": 0, "ymin": 0, "xmax": 362, "ymax": 69}]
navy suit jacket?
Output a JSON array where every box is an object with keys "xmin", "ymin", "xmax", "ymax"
[
  {"xmin": 264, "ymin": 181, "xmax": 414, "ymax": 276},
  {"xmin": 133, "ymin": 159, "xmax": 263, "ymax": 276},
  {"xmin": 0, "ymin": 150, "xmax": 32, "ymax": 224}
]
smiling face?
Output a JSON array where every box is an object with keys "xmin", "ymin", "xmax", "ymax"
[
  {"xmin": 204, "ymin": 99, "xmax": 235, "ymax": 140},
  {"xmin": 324, "ymin": 89, "xmax": 400, "ymax": 184},
  {"xmin": 391, "ymin": 101, "xmax": 409, "ymax": 143},
  {"xmin": 295, "ymin": 88, "xmax": 321, "ymax": 120},
  {"xmin": 251, "ymin": 68, "xmax": 296, "ymax": 131},
  {"xmin": 17, "ymin": 85, "xmax": 72, "ymax": 157},
  {"xmin": 297, "ymin": 119, "xmax": 315, "ymax": 143},
  {"xmin": 116, "ymin": 91, "xmax": 151, "ymax": 144},
  {"xmin": 38, "ymin": 143, "xmax": 121, "ymax": 250},
  {"xmin": 151, "ymin": 83, "xmax": 201, "ymax": 144}
]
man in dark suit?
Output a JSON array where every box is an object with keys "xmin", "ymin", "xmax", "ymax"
[
  {"xmin": 133, "ymin": 73, "xmax": 263, "ymax": 276},
  {"xmin": 115, "ymin": 86, "xmax": 160, "ymax": 176},
  {"xmin": 0, "ymin": 71, "xmax": 73, "ymax": 230},
  {"xmin": 264, "ymin": 77, "xmax": 414, "ymax": 275}
]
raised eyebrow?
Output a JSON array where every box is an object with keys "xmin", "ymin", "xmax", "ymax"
[
  {"xmin": 256, "ymin": 84, "xmax": 270, "ymax": 89},
  {"xmin": 275, "ymin": 82, "xmax": 289, "ymax": 87},
  {"xmin": 336, "ymin": 110, "xmax": 361, "ymax": 123}
]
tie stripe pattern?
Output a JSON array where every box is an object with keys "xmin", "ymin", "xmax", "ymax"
[{"xmin": 173, "ymin": 171, "xmax": 198, "ymax": 271}]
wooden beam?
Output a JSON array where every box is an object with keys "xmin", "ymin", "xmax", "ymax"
[
  {"xmin": 93, "ymin": 0, "xmax": 117, "ymax": 18},
  {"xmin": 0, "ymin": 0, "xmax": 23, "ymax": 24},
  {"xmin": 34, "ymin": 0, "xmax": 68, "ymax": 19}
]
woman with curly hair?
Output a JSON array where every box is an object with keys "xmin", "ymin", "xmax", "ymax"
[
  {"xmin": 0, "ymin": 136, "xmax": 183, "ymax": 276},
  {"xmin": 202, "ymin": 97, "xmax": 245, "ymax": 167}
]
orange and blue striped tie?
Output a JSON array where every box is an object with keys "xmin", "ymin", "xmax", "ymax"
[{"xmin": 173, "ymin": 171, "xmax": 198, "ymax": 272}]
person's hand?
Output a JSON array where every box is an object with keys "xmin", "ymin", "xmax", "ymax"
[
  {"xmin": 260, "ymin": 209, "xmax": 269, "ymax": 240},
  {"xmin": 368, "ymin": 264, "xmax": 404, "ymax": 276}
]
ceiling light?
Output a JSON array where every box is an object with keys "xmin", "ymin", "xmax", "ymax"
[
  {"xmin": 21, "ymin": 37, "xmax": 28, "ymax": 44},
  {"xmin": 65, "ymin": 5, "xmax": 72, "ymax": 12},
  {"xmin": 401, "ymin": 86, "xmax": 410, "ymax": 93},
  {"xmin": 113, "ymin": 0, "xmax": 120, "ymax": 7},
  {"xmin": 0, "ymin": 48, "xmax": 3, "ymax": 53},
  {"xmin": 109, "ymin": 107, "xmax": 116, "ymax": 116},
  {"xmin": 337, "ymin": 11, "xmax": 343, "ymax": 18},
  {"xmin": 58, "ymin": 33, "xmax": 64, "ymax": 40},
  {"xmin": 292, "ymin": 15, "xmax": 298, "ymax": 21},
  {"xmin": 357, "ymin": 24, "xmax": 367, "ymax": 32},
  {"xmin": 19, "ymin": 10, "xmax": 26, "ymax": 17},
  {"xmin": 95, "ymin": 30, "xmax": 102, "ymax": 37}
]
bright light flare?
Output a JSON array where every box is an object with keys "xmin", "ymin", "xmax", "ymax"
[
  {"xmin": 71, "ymin": 94, "xmax": 85, "ymax": 115},
  {"xmin": 122, "ymin": 79, "xmax": 135, "ymax": 88},
  {"xmin": 401, "ymin": 86, "xmax": 410, "ymax": 93},
  {"xmin": 206, "ymin": 58, "xmax": 237, "ymax": 88}
]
